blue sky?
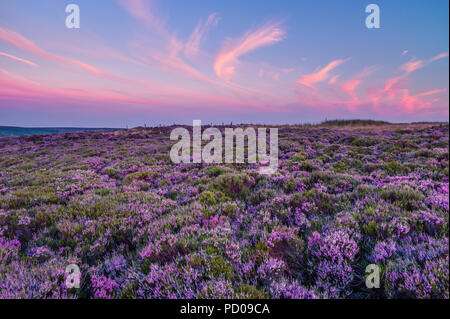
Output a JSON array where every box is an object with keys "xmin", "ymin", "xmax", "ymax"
[{"xmin": 0, "ymin": 0, "xmax": 448, "ymax": 127}]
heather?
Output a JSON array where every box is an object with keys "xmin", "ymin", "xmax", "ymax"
[{"xmin": 0, "ymin": 123, "xmax": 448, "ymax": 299}]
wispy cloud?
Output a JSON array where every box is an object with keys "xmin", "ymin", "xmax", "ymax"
[
  {"xmin": 339, "ymin": 67, "xmax": 377, "ymax": 110},
  {"xmin": 120, "ymin": 2, "xmax": 280, "ymax": 102},
  {"xmin": 116, "ymin": 0, "xmax": 168, "ymax": 36},
  {"xmin": 399, "ymin": 52, "xmax": 448, "ymax": 76},
  {"xmin": 0, "ymin": 27, "xmax": 106, "ymax": 76},
  {"xmin": 400, "ymin": 58, "xmax": 424, "ymax": 75},
  {"xmin": 328, "ymin": 75, "xmax": 339, "ymax": 85},
  {"xmin": 0, "ymin": 51, "xmax": 38, "ymax": 67},
  {"xmin": 428, "ymin": 52, "xmax": 449, "ymax": 63},
  {"xmin": 0, "ymin": 67, "xmax": 265, "ymax": 114},
  {"xmin": 294, "ymin": 51, "xmax": 447, "ymax": 116},
  {"xmin": 214, "ymin": 22, "xmax": 286, "ymax": 81},
  {"xmin": 369, "ymin": 53, "xmax": 449, "ymax": 113},
  {"xmin": 184, "ymin": 13, "xmax": 220, "ymax": 58},
  {"xmin": 119, "ymin": 0, "xmax": 220, "ymax": 85},
  {"xmin": 382, "ymin": 52, "xmax": 449, "ymax": 96},
  {"xmin": 297, "ymin": 58, "xmax": 350, "ymax": 88},
  {"xmin": 1, "ymin": 1, "xmax": 446, "ymax": 122},
  {"xmin": 398, "ymin": 88, "xmax": 446, "ymax": 113}
]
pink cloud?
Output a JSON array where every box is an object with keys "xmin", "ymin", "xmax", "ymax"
[
  {"xmin": 294, "ymin": 52, "xmax": 447, "ymax": 116},
  {"xmin": 0, "ymin": 27, "xmax": 108, "ymax": 77},
  {"xmin": 398, "ymin": 52, "xmax": 448, "ymax": 76},
  {"xmin": 147, "ymin": 33, "xmax": 218, "ymax": 84},
  {"xmin": 369, "ymin": 52, "xmax": 449, "ymax": 112},
  {"xmin": 295, "ymin": 66, "xmax": 375, "ymax": 112},
  {"xmin": 48, "ymin": 39, "xmax": 143, "ymax": 67},
  {"xmin": 339, "ymin": 67, "xmax": 376, "ymax": 107},
  {"xmin": 400, "ymin": 58, "xmax": 424, "ymax": 75},
  {"xmin": 0, "ymin": 67, "xmax": 270, "ymax": 114},
  {"xmin": 116, "ymin": 0, "xmax": 168, "ymax": 36},
  {"xmin": 0, "ymin": 68, "xmax": 41, "ymax": 87},
  {"xmin": 416, "ymin": 88, "xmax": 447, "ymax": 97},
  {"xmin": 214, "ymin": 22, "xmax": 286, "ymax": 81},
  {"xmin": 372, "ymin": 83, "xmax": 446, "ymax": 115},
  {"xmin": 398, "ymin": 88, "xmax": 446, "ymax": 113},
  {"xmin": 0, "ymin": 68, "xmax": 161, "ymax": 108},
  {"xmin": 0, "ymin": 51, "xmax": 38, "ymax": 67},
  {"xmin": 257, "ymin": 69, "xmax": 264, "ymax": 78},
  {"xmin": 120, "ymin": 1, "xmax": 223, "ymax": 87},
  {"xmin": 297, "ymin": 58, "xmax": 350, "ymax": 88},
  {"xmin": 118, "ymin": 2, "xmax": 286, "ymax": 103},
  {"xmin": 184, "ymin": 13, "xmax": 220, "ymax": 58},
  {"xmin": 328, "ymin": 75, "xmax": 339, "ymax": 85},
  {"xmin": 428, "ymin": 52, "xmax": 449, "ymax": 63}
]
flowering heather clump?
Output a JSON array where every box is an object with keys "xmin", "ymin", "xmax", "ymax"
[
  {"xmin": 91, "ymin": 275, "xmax": 120, "ymax": 299},
  {"xmin": 0, "ymin": 123, "xmax": 448, "ymax": 299},
  {"xmin": 372, "ymin": 240, "xmax": 397, "ymax": 263}
]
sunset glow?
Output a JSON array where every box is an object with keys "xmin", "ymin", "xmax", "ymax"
[{"xmin": 0, "ymin": 0, "xmax": 448, "ymax": 126}]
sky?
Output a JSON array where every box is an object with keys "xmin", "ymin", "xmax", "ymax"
[{"xmin": 0, "ymin": 0, "xmax": 448, "ymax": 127}]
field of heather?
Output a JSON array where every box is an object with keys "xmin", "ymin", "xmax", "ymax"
[{"xmin": 0, "ymin": 123, "xmax": 448, "ymax": 299}]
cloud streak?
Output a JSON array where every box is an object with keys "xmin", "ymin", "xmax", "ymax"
[
  {"xmin": 1, "ymin": 1, "xmax": 447, "ymax": 123},
  {"xmin": 0, "ymin": 51, "xmax": 38, "ymax": 67},
  {"xmin": 0, "ymin": 27, "xmax": 108, "ymax": 77},
  {"xmin": 214, "ymin": 22, "xmax": 286, "ymax": 81},
  {"xmin": 117, "ymin": 0, "xmax": 168, "ymax": 36},
  {"xmin": 297, "ymin": 58, "xmax": 350, "ymax": 89},
  {"xmin": 295, "ymin": 52, "xmax": 448, "ymax": 116},
  {"xmin": 119, "ymin": 1, "xmax": 222, "ymax": 85},
  {"xmin": 339, "ymin": 67, "xmax": 376, "ymax": 110},
  {"xmin": 184, "ymin": 13, "xmax": 220, "ymax": 58},
  {"xmin": 428, "ymin": 52, "xmax": 449, "ymax": 63}
]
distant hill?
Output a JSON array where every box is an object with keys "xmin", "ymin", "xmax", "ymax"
[
  {"xmin": 319, "ymin": 119, "xmax": 391, "ymax": 126},
  {"xmin": 0, "ymin": 126, "xmax": 119, "ymax": 137}
]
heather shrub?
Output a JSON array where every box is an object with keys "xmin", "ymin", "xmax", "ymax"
[
  {"xmin": 203, "ymin": 165, "xmax": 230, "ymax": 177},
  {"xmin": 250, "ymin": 188, "xmax": 277, "ymax": 205},
  {"xmin": 234, "ymin": 284, "xmax": 270, "ymax": 299},
  {"xmin": 384, "ymin": 256, "xmax": 449, "ymax": 298},
  {"xmin": 270, "ymin": 279, "xmax": 317, "ymax": 299},
  {"xmin": 199, "ymin": 190, "xmax": 227, "ymax": 206},
  {"xmin": 380, "ymin": 187, "xmax": 424, "ymax": 211},
  {"xmin": 0, "ymin": 124, "xmax": 448, "ymax": 299},
  {"xmin": 283, "ymin": 178, "xmax": 297, "ymax": 193},
  {"xmin": 383, "ymin": 161, "xmax": 407, "ymax": 176},
  {"xmin": 123, "ymin": 171, "xmax": 159, "ymax": 184},
  {"xmin": 206, "ymin": 256, "xmax": 234, "ymax": 281},
  {"xmin": 213, "ymin": 173, "xmax": 255, "ymax": 198}
]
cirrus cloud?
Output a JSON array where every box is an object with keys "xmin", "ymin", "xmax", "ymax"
[
  {"xmin": 214, "ymin": 22, "xmax": 286, "ymax": 81},
  {"xmin": 0, "ymin": 51, "xmax": 38, "ymax": 67},
  {"xmin": 184, "ymin": 13, "xmax": 221, "ymax": 58},
  {"xmin": 297, "ymin": 58, "xmax": 351, "ymax": 89}
]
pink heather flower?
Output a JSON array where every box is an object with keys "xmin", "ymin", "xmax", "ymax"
[{"xmin": 91, "ymin": 275, "xmax": 119, "ymax": 299}]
